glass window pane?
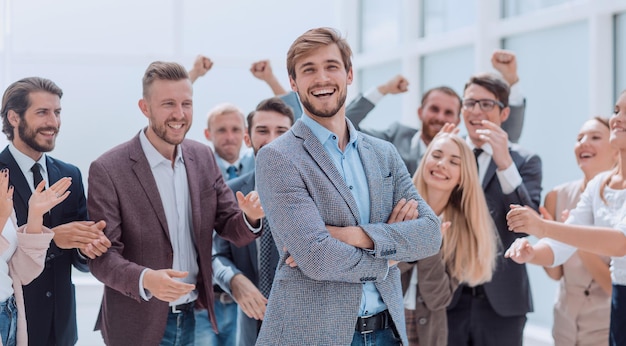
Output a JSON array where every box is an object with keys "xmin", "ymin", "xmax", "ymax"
[
  {"xmin": 617, "ymin": 12, "xmax": 626, "ymax": 100},
  {"xmin": 504, "ymin": 21, "xmax": 589, "ymax": 330},
  {"xmin": 357, "ymin": 61, "xmax": 403, "ymax": 130},
  {"xmin": 502, "ymin": 0, "xmax": 582, "ymax": 18},
  {"xmin": 359, "ymin": 0, "xmax": 401, "ymax": 53},
  {"xmin": 421, "ymin": 0, "xmax": 476, "ymax": 37}
]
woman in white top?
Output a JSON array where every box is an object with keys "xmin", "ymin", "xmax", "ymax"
[
  {"xmin": 505, "ymin": 90, "xmax": 626, "ymax": 346},
  {"xmin": 541, "ymin": 116, "xmax": 616, "ymax": 345},
  {"xmin": 401, "ymin": 131, "xmax": 497, "ymax": 346},
  {"xmin": 0, "ymin": 169, "xmax": 72, "ymax": 346}
]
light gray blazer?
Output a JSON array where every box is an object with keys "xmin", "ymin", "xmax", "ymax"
[{"xmin": 255, "ymin": 120, "xmax": 442, "ymax": 345}]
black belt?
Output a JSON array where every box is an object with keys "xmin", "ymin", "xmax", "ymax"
[
  {"xmin": 461, "ymin": 285, "xmax": 486, "ymax": 298},
  {"xmin": 355, "ymin": 309, "xmax": 392, "ymax": 334},
  {"xmin": 170, "ymin": 301, "xmax": 194, "ymax": 314}
]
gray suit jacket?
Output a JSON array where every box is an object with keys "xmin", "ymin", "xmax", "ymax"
[
  {"xmin": 255, "ymin": 120, "xmax": 442, "ymax": 345},
  {"xmin": 212, "ymin": 171, "xmax": 279, "ymax": 346},
  {"xmin": 348, "ymin": 98, "xmax": 527, "ymax": 174}
]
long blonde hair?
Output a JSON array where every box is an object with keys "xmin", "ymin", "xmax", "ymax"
[{"xmin": 413, "ymin": 132, "xmax": 497, "ymax": 286}]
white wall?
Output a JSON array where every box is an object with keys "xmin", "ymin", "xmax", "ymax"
[{"xmin": 0, "ymin": 0, "xmax": 345, "ymax": 185}]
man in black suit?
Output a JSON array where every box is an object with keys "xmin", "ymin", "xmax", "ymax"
[
  {"xmin": 212, "ymin": 97, "xmax": 294, "ymax": 346},
  {"xmin": 446, "ymin": 73, "xmax": 542, "ymax": 345},
  {"xmin": 0, "ymin": 77, "xmax": 110, "ymax": 346}
]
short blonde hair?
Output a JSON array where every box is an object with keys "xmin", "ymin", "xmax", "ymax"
[
  {"xmin": 286, "ymin": 27, "xmax": 352, "ymax": 80},
  {"xmin": 206, "ymin": 103, "xmax": 245, "ymax": 130}
]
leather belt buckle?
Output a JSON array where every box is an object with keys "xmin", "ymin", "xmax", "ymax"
[
  {"xmin": 218, "ymin": 292, "xmax": 234, "ymax": 304},
  {"xmin": 170, "ymin": 301, "xmax": 194, "ymax": 314},
  {"xmin": 355, "ymin": 310, "xmax": 390, "ymax": 334}
]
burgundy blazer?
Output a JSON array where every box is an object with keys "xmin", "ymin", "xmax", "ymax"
[{"xmin": 87, "ymin": 132, "xmax": 257, "ymax": 346}]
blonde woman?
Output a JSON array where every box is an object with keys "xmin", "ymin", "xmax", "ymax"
[
  {"xmin": 401, "ymin": 131, "xmax": 498, "ymax": 346},
  {"xmin": 0, "ymin": 170, "xmax": 71, "ymax": 346}
]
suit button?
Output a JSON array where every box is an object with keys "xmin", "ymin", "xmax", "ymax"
[
  {"xmin": 417, "ymin": 296, "xmax": 424, "ymax": 303},
  {"xmin": 46, "ymin": 291, "xmax": 52, "ymax": 298},
  {"xmin": 49, "ymin": 254, "xmax": 55, "ymax": 259},
  {"xmin": 418, "ymin": 317, "xmax": 427, "ymax": 325}
]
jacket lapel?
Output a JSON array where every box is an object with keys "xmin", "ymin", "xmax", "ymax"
[
  {"xmin": 46, "ymin": 156, "xmax": 63, "ymax": 225},
  {"xmin": 129, "ymin": 135, "xmax": 170, "ymax": 240},
  {"xmin": 357, "ymin": 138, "xmax": 386, "ymax": 223},
  {"xmin": 0, "ymin": 147, "xmax": 30, "ymax": 226},
  {"xmin": 181, "ymin": 142, "xmax": 203, "ymax": 244},
  {"xmin": 293, "ymin": 122, "xmax": 360, "ymax": 223}
]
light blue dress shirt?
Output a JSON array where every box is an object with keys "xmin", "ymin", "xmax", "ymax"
[{"xmin": 300, "ymin": 114, "xmax": 387, "ymax": 317}]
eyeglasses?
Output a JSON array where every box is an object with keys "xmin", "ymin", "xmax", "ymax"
[{"xmin": 462, "ymin": 99, "xmax": 504, "ymax": 112}]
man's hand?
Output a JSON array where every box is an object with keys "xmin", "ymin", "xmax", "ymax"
[
  {"xmin": 230, "ymin": 274, "xmax": 268, "ymax": 320},
  {"xmin": 78, "ymin": 220, "xmax": 111, "ymax": 259},
  {"xmin": 52, "ymin": 221, "xmax": 105, "ymax": 249},
  {"xmin": 491, "ymin": 50, "xmax": 519, "ymax": 86},
  {"xmin": 387, "ymin": 198, "xmax": 418, "ymax": 223},
  {"xmin": 188, "ymin": 55, "xmax": 213, "ymax": 83},
  {"xmin": 475, "ymin": 120, "xmax": 513, "ymax": 171},
  {"xmin": 506, "ymin": 204, "xmax": 545, "ymax": 237},
  {"xmin": 377, "ymin": 75, "xmax": 409, "ymax": 95},
  {"xmin": 143, "ymin": 269, "xmax": 195, "ymax": 302},
  {"xmin": 504, "ymin": 237, "xmax": 535, "ymax": 264},
  {"xmin": 236, "ymin": 191, "xmax": 264, "ymax": 226},
  {"xmin": 250, "ymin": 60, "xmax": 287, "ymax": 96}
]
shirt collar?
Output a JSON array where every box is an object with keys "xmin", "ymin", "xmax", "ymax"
[
  {"xmin": 8, "ymin": 143, "xmax": 48, "ymax": 177},
  {"xmin": 465, "ymin": 136, "xmax": 494, "ymax": 156},
  {"xmin": 216, "ymin": 154, "xmax": 241, "ymax": 171},
  {"xmin": 300, "ymin": 113, "xmax": 359, "ymax": 149},
  {"xmin": 139, "ymin": 128, "xmax": 184, "ymax": 168}
]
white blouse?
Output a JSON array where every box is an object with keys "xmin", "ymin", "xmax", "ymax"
[
  {"xmin": 540, "ymin": 171, "xmax": 626, "ymax": 285},
  {"xmin": 0, "ymin": 217, "xmax": 18, "ymax": 301}
]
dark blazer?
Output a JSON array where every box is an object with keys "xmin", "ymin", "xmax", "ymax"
[
  {"xmin": 87, "ymin": 133, "xmax": 258, "ymax": 346},
  {"xmin": 0, "ymin": 146, "xmax": 88, "ymax": 346},
  {"xmin": 347, "ymin": 99, "xmax": 527, "ymax": 173},
  {"xmin": 212, "ymin": 171, "xmax": 280, "ymax": 346},
  {"xmin": 448, "ymin": 143, "xmax": 542, "ymax": 317}
]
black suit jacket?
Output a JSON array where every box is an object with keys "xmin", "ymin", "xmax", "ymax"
[
  {"xmin": 447, "ymin": 143, "xmax": 542, "ymax": 317},
  {"xmin": 0, "ymin": 146, "xmax": 88, "ymax": 346}
]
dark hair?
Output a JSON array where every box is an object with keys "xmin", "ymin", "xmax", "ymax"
[
  {"xmin": 142, "ymin": 61, "xmax": 189, "ymax": 98},
  {"xmin": 1, "ymin": 77, "xmax": 63, "ymax": 141},
  {"xmin": 421, "ymin": 86, "xmax": 462, "ymax": 115},
  {"xmin": 463, "ymin": 73, "xmax": 510, "ymax": 108},
  {"xmin": 287, "ymin": 27, "xmax": 352, "ymax": 80},
  {"xmin": 247, "ymin": 97, "xmax": 295, "ymax": 137}
]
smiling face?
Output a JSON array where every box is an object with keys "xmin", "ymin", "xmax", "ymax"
[
  {"xmin": 421, "ymin": 136, "xmax": 463, "ymax": 194},
  {"xmin": 610, "ymin": 92, "xmax": 626, "ymax": 150},
  {"xmin": 462, "ymin": 83, "xmax": 510, "ymax": 146},
  {"xmin": 139, "ymin": 78, "xmax": 193, "ymax": 159},
  {"xmin": 8, "ymin": 91, "xmax": 61, "ymax": 160},
  {"xmin": 575, "ymin": 118, "xmax": 616, "ymax": 177},
  {"xmin": 418, "ymin": 90, "xmax": 461, "ymax": 145},
  {"xmin": 289, "ymin": 44, "xmax": 353, "ymax": 119},
  {"xmin": 245, "ymin": 110, "xmax": 292, "ymax": 155}
]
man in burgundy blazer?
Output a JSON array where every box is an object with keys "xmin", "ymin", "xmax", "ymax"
[{"xmin": 87, "ymin": 61, "xmax": 263, "ymax": 346}]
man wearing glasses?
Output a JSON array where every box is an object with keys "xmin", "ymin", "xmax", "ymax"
[{"xmin": 446, "ymin": 73, "xmax": 543, "ymax": 346}]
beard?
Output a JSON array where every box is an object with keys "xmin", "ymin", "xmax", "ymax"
[
  {"xmin": 150, "ymin": 119, "xmax": 189, "ymax": 146},
  {"xmin": 299, "ymin": 86, "xmax": 347, "ymax": 119},
  {"xmin": 18, "ymin": 120, "xmax": 56, "ymax": 153}
]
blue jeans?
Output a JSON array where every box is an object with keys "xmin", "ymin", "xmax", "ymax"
[
  {"xmin": 0, "ymin": 295, "xmax": 17, "ymax": 346},
  {"xmin": 611, "ymin": 284, "xmax": 626, "ymax": 346},
  {"xmin": 159, "ymin": 305, "xmax": 195, "ymax": 346},
  {"xmin": 351, "ymin": 328, "xmax": 401, "ymax": 346},
  {"xmin": 195, "ymin": 298, "xmax": 238, "ymax": 345}
]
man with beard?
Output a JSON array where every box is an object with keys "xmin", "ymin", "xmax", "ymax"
[
  {"xmin": 87, "ymin": 61, "xmax": 265, "ymax": 346},
  {"xmin": 348, "ymin": 50, "xmax": 526, "ymax": 175},
  {"xmin": 254, "ymin": 27, "xmax": 442, "ymax": 345},
  {"xmin": 0, "ymin": 77, "xmax": 111, "ymax": 346},
  {"xmin": 212, "ymin": 97, "xmax": 294, "ymax": 346}
]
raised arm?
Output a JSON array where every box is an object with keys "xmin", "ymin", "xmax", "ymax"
[
  {"xmin": 188, "ymin": 55, "xmax": 214, "ymax": 83},
  {"xmin": 250, "ymin": 60, "xmax": 287, "ymax": 96}
]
